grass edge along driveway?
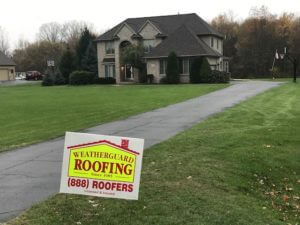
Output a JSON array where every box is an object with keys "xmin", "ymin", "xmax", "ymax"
[
  {"xmin": 0, "ymin": 84, "xmax": 228, "ymax": 152},
  {"xmin": 8, "ymin": 82, "xmax": 300, "ymax": 225}
]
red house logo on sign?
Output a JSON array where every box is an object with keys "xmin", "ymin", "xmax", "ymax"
[{"xmin": 121, "ymin": 139, "xmax": 129, "ymax": 149}]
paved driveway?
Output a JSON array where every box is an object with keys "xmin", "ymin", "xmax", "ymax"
[
  {"xmin": 0, "ymin": 80, "xmax": 38, "ymax": 86},
  {"xmin": 0, "ymin": 81, "xmax": 283, "ymax": 222}
]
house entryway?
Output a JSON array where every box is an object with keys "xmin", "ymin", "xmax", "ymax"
[
  {"xmin": 121, "ymin": 64, "xmax": 134, "ymax": 80},
  {"xmin": 119, "ymin": 40, "xmax": 135, "ymax": 82}
]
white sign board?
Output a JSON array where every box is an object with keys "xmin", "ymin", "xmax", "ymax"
[
  {"xmin": 59, "ymin": 132, "xmax": 144, "ymax": 200},
  {"xmin": 47, "ymin": 60, "xmax": 55, "ymax": 67}
]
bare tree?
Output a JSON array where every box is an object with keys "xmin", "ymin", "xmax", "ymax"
[
  {"xmin": 60, "ymin": 21, "xmax": 96, "ymax": 51},
  {"xmin": 37, "ymin": 22, "xmax": 62, "ymax": 43},
  {"xmin": 15, "ymin": 37, "xmax": 30, "ymax": 50},
  {"xmin": 0, "ymin": 26, "xmax": 10, "ymax": 54},
  {"xmin": 249, "ymin": 5, "xmax": 276, "ymax": 20}
]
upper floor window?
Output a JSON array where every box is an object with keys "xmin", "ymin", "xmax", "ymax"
[
  {"xmin": 105, "ymin": 41, "xmax": 115, "ymax": 54},
  {"xmin": 144, "ymin": 39, "xmax": 155, "ymax": 53},
  {"xmin": 217, "ymin": 39, "xmax": 219, "ymax": 49},
  {"xmin": 211, "ymin": 37, "xmax": 214, "ymax": 48}
]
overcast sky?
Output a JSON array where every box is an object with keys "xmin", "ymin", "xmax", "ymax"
[{"xmin": 1, "ymin": 0, "xmax": 299, "ymax": 49}]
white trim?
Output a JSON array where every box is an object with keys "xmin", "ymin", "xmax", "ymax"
[
  {"xmin": 181, "ymin": 58, "xmax": 189, "ymax": 75},
  {"xmin": 105, "ymin": 41, "xmax": 115, "ymax": 55},
  {"xmin": 159, "ymin": 59, "xmax": 167, "ymax": 75}
]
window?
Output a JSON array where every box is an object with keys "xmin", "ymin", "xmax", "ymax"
[
  {"xmin": 217, "ymin": 39, "xmax": 219, "ymax": 49},
  {"xmin": 211, "ymin": 37, "xmax": 214, "ymax": 47},
  {"xmin": 182, "ymin": 59, "xmax": 189, "ymax": 74},
  {"xmin": 144, "ymin": 39, "xmax": 155, "ymax": 53},
  {"xmin": 105, "ymin": 42, "xmax": 115, "ymax": 54},
  {"xmin": 224, "ymin": 61, "xmax": 229, "ymax": 72},
  {"xmin": 179, "ymin": 58, "xmax": 189, "ymax": 74},
  {"xmin": 159, "ymin": 59, "xmax": 166, "ymax": 75},
  {"xmin": 105, "ymin": 64, "xmax": 116, "ymax": 78}
]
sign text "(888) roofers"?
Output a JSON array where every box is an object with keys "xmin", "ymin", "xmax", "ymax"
[{"xmin": 59, "ymin": 132, "xmax": 144, "ymax": 200}]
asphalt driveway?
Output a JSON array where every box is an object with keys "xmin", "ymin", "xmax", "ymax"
[
  {"xmin": 0, "ymin": 81, "xmax": 283, "ymax": 222},
  {"xmin": 0, "ymin": 80, "xmax": 38, "ymax": 86}
]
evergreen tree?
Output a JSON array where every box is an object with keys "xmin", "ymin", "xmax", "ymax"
[
  {"xmin": 76, "ymin": 27, "xmax": 96, "ymax": 70},
  {"xmin": 166, "ymin": 52, "xmax": 180, "ymax": 84},
  {"xmin": 53, "ymin": 68, "xmax": 66, "ymax": 85},
  {"xmin": 82, "ymin": 41, "xmax": 98, "ymax": 73},
  {"xmin": 42, "ymin": 67, "xmax": 55, "ymax": 86},
  {"xmin": 190, "ymin": 57, "xmax": 203, "ymax": 83},
  {"xmin": 199, "ymin": 57, "xmax": 212, "ymax": 83},
  {"xmin": 59, "ymin": 46, "xmax": 76, "ymax": 82}
]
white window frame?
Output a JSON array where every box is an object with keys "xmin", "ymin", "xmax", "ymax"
[
  {"xmin": 144, "ymin": 39, "xmax": 155, "ymax": 53},
  {"xmin": 104, "ymin": 64, "xmax": 116, "ymax": 78},
  {"xmin": 159, "ymin": 59, "xmax": 167, "ymax": 75},
  {"xmin": 181, "ymin": 58, "xmax": 189, "ymax": 74},
  {"xmin": 105, "ymin": 42, "xmax": 115, "ymax": 55}
]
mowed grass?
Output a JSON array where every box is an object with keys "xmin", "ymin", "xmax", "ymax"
[
  {"xmin": 8, "ymin": 82, "xmax": 300, "ymax": 225},
  {"xmin": 0, "ymin": 83, "xmax": 228, "ymax": 152}
]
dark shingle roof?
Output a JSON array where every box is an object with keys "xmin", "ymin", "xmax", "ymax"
[
  {"xmin": 96, "ymin": 13, "xmax": 223, "ymax": 42},
  {"xmin": 145, "ymin": 25, "xmax": 222, "ymax": 58},
  {"xmin": 0, "ymin": 51, "xmax": 16, "ymax": 66}
]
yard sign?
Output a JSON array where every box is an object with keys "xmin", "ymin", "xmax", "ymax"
[{"xmin": 59, "ymin": 132, "xmax": 144, "ymax": 200}]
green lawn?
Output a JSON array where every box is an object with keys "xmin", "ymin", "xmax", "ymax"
[
  {"xmin": 8, "ymin": 82, "xmax": 300, "ymax": 225},
  {"xmin": 0, "ymin": 84, "xmax": 228, "ymax": 152}
]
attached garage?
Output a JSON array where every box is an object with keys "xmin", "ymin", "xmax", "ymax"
[
  {"xmin": 0, "ymin": 51, "xmax": 16, "ymax": 81},
  {"xmin": 0, "ymin": 69, "xmax": 9, "ymax": 81}
]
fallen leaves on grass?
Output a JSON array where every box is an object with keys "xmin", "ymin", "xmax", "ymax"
[
  {"xmin": 283, "ymin": 195, "xmax": 290, "ymax": 202},
  {"xmin": 263, "ymin": 144, "xmax": 272, "ymax": 148}
]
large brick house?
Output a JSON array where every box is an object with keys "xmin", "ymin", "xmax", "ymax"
[{"xmin": 95, "ymin": 13, "xmax": 228, "ymax": 84}]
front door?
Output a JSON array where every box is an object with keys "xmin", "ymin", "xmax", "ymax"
[{"xmin": 125, "ymin": 65, "xmax": 133, "ymax": 80}]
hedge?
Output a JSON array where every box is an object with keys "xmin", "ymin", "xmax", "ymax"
[
  {"xmin": 208, "ymin": 71, "xmax": 230, "ymax": 83},
  {"xmin": 69, "ymin": 71, "xmax": 96, "ymax": 85},
  {"xmin": 94, "ymin": 77, "xmax": 116, "ymax": 84}
]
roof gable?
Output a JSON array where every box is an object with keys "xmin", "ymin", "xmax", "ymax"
[
  {"xmin": 96, "ymin": 13, "xmax": 223, "ymax": 42},
  {"xmin": 145, "ymin": 25, "xmax": 222, "ymax": 58},
  {"xmin": 138, "ymin": 20, "xmax": 162, "ymax": 34},
  {"xmin": 0, "ymin": 51, "xmax": 16, "ymax": 66},
  {"xmin": 113, "ymin": 22, "xmax": 136, "ymax": 37}
]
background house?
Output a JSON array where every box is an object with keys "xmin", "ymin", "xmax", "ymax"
[
  {"xmin": 96, "ymin": 13, "xmax": 228, "ymax": 84},
  {"xmin": 0, "ymin": 51, "xmax": 16, "ymax": 81}
]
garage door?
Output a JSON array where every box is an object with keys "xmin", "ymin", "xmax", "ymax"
[{"xmin": 0, "ymin": 69, "xmax": 9, "ymax": 81}]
